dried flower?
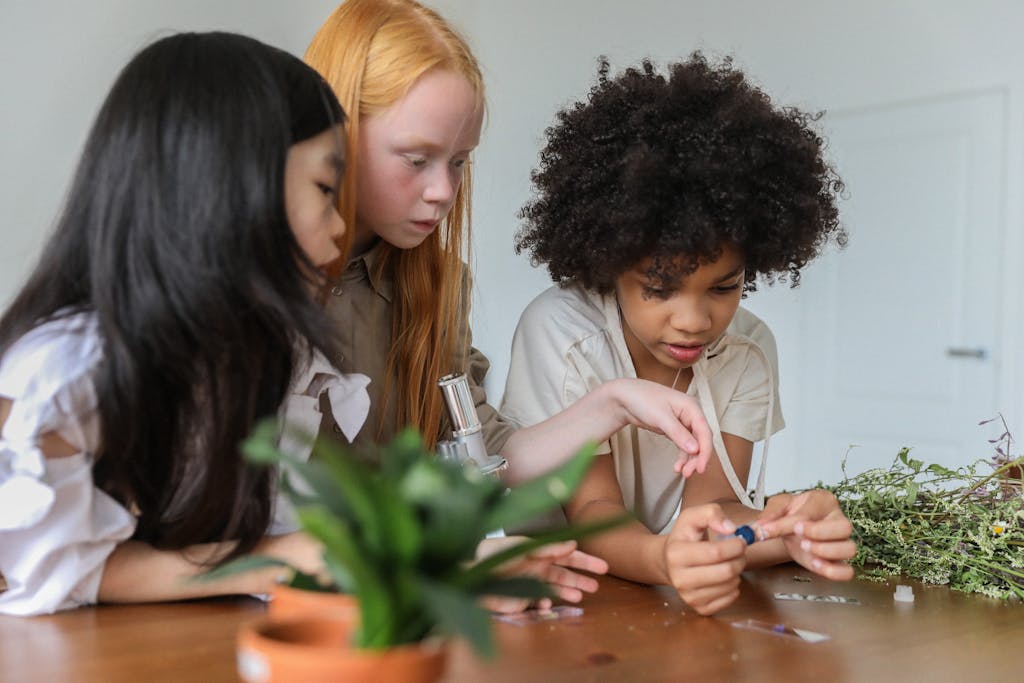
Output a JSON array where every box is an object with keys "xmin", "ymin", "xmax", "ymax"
[{"xmin": 810, "ymin": 422, "xmax": 1024, "ymax": 601}]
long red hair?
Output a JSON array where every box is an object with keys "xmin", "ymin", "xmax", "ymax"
[{"xmin": 306, "ymin": 0, "xmax": 483, "ymax": 446}]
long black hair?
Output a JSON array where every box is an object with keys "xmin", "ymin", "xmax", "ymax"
[{"xmin": 0, "ymin": 32, "xmax": 346, "ymax": 559}]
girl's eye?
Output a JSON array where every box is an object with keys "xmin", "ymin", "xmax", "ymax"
[
  {"xmin": 451, "ymin": 158, "xmax": 468, "ymax": 169},
  {"xmin": 712, "ymin": 282, "xmax": 742, "ymax": 294},
  {"xmin": 641, "ymin": 286, "xmax": 671, "ymax": 300},
  {"xmin": 317, "ymin": 183, "xmax": 335, "ymax": 196},
  {"xmin": 405, "ymin": 156, "xmax": 428, "ymax": 168}
]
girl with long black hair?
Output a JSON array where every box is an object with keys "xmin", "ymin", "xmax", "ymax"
[{"xmin": 0, "ymin": 31, "xmax": 358, "ymax": 615}]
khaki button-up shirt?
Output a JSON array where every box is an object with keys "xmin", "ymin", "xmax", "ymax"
[{"xmin": 318, "ymin": 241, "xmax": 516, "ymax": 458}]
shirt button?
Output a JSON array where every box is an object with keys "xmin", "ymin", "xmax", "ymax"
[
  {"xmin": 332, "ymin": 424, "xmax": 342, "ymax": 435},
  {"xmin": 330, "ymin": 285, "xmax": 344, "ymax": 296}
]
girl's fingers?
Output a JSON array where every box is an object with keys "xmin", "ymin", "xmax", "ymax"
[
  {"xmin": 671, "ymin": 569, "xmax": 743, "ymax": 614},
  {"xmin": 524, "ymin": 544, "xmax": 608, "ymax": 575},
  {"xmin": 525, "ymin": 540, "xmax": 577, "ymax": 559},
  {"xmin": 542, "ymin": 565, "xmax": 601, "ymax": 595},
  {"xmin": 757, "ymin": 493, "xmax": 797, "ymax": 525},
  {"xmin": 759, "ymin": 491, "xmax": 844, "ymax": 538},
  {"xmin": 685, "ymin": 586, "xmax": 742, "ymax": 616},
  {"xmin": 800, "ymin": 539, "xmax": 858, "ymax": 561},
  {"xmin": 809, "ymin": 558, "xmax": 855, "ymax": 581},
  {"xmin": 552, "ymin": 585, "xmax": 585, "ymax": 603},
  {"xmin": 658, "ymin": 402, "xmax": 712, "ymax": 471},
  {"xmin": 799, "ymin": 517, "xmax": 854, "ymax": 541},
  {"xmin": 679, "ymin": 403, "xmax": 714, "ymax": 462},
  {"xmin": 669, "ymin": 503, "xmax": 738, "ymax": 542},
  {"xmin": 667, "ymin": 541, "xmax": 747, "ymax": 580},
  {"xmin": 556, "ymin": 549, "xmax": 609, "ymax": 575},
  {"xmin": 678, "ymin": 452, "xmax": 704, "ymax": 478},
  {"xmin": 482, "ymin": 595, "xmax": 532, "ymax": 614}
]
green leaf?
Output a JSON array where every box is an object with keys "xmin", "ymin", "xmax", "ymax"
[
  {"xmin": 321, "ymin": 554, "xmax": 354, "ymax": 594},
  {"xmin": 417, "ymin": 490, "xmax": 490, "ymax": 567},
  {"xmin": 411, "ymin": 461, "xmax": 498, "ymax": 566},
  {"xmin": 373, "ymin": 483, "xmax": 423, "ymax": 566},
  {"xmin": 287, "ymin": 570, "xmax": 330, "ymax": 592},
  {"xmin": 458, "ymin": 513, "xmax": 630, "ymax": 586},
  {"xmin": 484, "ymin": 444, "xmax": 598, "ymax": 531},
  {"xmin": 400, "ymin": 459, "xmax": 451, "ymax": 501},
  {"xmin": 191, "ymin": 554, "xmax": 293, "ymax": 583},
  {"xmin": 243, "ymin": 422, "xmax": 355, "ymax": 521},
  {"xmin": 241, "ymin": 419, "xmax": 288, "ymax": 465},
  {"xmin": 386, "ymin": 572, "xmax": 433, "ymax": 646},
  {"xmin": 896, "ymin": 447, "xmax": 912, "ymax": 467},
  {"xmin": 926, "ymin": 463, "xmax": 957, "ymax": 477},
  {"xmin": 381, "ymin": 428, "xmax": 428, "ymax": 478},
  {"xmin": 307, "ymin": 437, "xmax": 389, "ymax": 556},
  {"xmin": 418, "ymin": 577, "xmax": 495, "ymax": 658},
  {"xmin": 904, "ymin": 481, "xmax": 920, "ymax": 506},
  {"xmin": 296, "ymin": 506, "xmax": 395, "ymax": 649},
  {"xmin": 280, "ymin": 460, "xmax": 354, "ymax": 519}
]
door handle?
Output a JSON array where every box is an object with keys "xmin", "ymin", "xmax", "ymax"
[{"xmin": 945, "ymin": 347, "xmax": 988, "ymax": 360}]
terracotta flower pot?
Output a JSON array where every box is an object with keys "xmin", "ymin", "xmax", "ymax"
[
  {"xmin": 267, "ymin": 584, "xmax": 359, "ymax": 623},
  {"xmin": 237, "ymin": 617, "xmax": 448, "ymax": 683}
]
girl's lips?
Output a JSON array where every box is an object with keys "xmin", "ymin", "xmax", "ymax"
[
  {"xmin": 665, "ymin": 343, "xmax": 704, "ymax": 363},
  {"xmin": 410, "ymin": 220, "xmax": 438, "ymax": 233}
]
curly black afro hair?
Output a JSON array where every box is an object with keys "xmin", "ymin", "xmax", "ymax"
[{"xmin": 516, "ymin": 53, "xmax": 846, "ymax": 294}]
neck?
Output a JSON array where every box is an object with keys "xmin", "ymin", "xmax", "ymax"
[{"xmin": 349, "ymin": 224, "xmax": 380, "ymax": 259}]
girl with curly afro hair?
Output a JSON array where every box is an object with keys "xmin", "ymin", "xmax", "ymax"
[{"xmin": 501, "ymin": 53, "xmax": 856, "ymax": 616}]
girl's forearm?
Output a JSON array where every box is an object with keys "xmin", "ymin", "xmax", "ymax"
[
  {"xmin": 500, "ymin": 378, "xmax": 711, "ymax": 487},
  {"xmin": 499, "ymin": 382, "xmax": 627, "ymax": 486},
  {"xmin": 97, "ymin": 533, "xmax": 318, "ymax": 604},
  {"xmin": 569, "ymin": 499, "xmax": 669, "ymax": 587}
]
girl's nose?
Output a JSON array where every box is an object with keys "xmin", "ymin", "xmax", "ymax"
[
  {"xmin": 423, "ymin": 166, "xmax": 456, "ymax": 204},
  {"xmin": 331, "ymin": 213, "xmax": 347, "ymax": 241},
  {"xmin": 670, "ymin": 298, "xmax": 713, "ymax": 334}
]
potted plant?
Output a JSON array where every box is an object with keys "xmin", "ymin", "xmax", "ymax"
[{"xmin": 213, "ymin": 421, "xmax": 621, "ymax": 683}]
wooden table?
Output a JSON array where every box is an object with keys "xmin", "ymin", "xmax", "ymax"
[{"xmin": 1, "ymin": 566, "xmax": 1019, "ymax": 682}]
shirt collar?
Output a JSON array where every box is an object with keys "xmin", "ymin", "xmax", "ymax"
[{"xmin": 345, "ymin": 239, "xmax": 393, "ymax": 302}]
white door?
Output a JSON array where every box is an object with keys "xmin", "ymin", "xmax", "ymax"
[{"xmin": 793, "ymin": 91, "xmax": 1006, "ymax": 486}]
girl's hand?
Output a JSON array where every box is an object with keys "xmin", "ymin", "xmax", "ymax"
[
  {"xmin": 664, "ymin": 503, "xmax": 746, "ymax": 615},
  {"xmin": 475, "ymin": 537, "xmax": 609, "ymax": 614},
  {"xmin": 606, "ymin": 378, "xmax": 713, "ymax": 478},
  {"xmin": 757, "ymin": 490, "xmax": 856, "ymax": 581}
]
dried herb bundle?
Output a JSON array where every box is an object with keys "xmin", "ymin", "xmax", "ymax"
[{"xmin": 822, "ymin": 419, "xmax": 1024, "ymax": 600}]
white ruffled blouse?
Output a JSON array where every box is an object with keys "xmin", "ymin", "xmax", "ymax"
[{"xmin": 0, "ymin": 313, "xmax": 370, "ymax": 616}]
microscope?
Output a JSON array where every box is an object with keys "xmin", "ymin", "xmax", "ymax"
[{"xmin": 436, "ymin": 372, "xmax": 508, "ymax": 477}]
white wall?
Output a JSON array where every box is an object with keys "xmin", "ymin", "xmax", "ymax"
[
  {"xmin": 3, "ymin": 1, "xmax": 1023, "ymax": 490},
  {"xmin": 0, "ymin": 0, "xmax": 344, "ymax": 304}
]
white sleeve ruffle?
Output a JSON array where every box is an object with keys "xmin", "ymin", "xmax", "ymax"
[{"xmin": 0, "ymin": 314, "xmax": 136, "ymax": 616}]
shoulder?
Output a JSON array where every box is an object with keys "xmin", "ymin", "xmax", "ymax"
[
  {"xmin": 726, "ymin": 306, "xmax": 776, "ymax": 346},
  {"xmin": 0, "ymin": 312, "xmax": 103, "ymax": 433},
  {"xmin": 507, "ymin": 285, "xmax": 626, "ymax": 409},
  {"xmin": 701, "ymin": 306, "xmax": 781, "ymax": 390},
  {"xmin": 0, "ymin": 313, "xmax": 102, "ymax": 394},
  {"xmin": 723, "ymin": 306, "xmax": 779, "ymax": 365},
  {"xmin": 516, "ymin": 285, "xmax": 608, "ymax": 344}
]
